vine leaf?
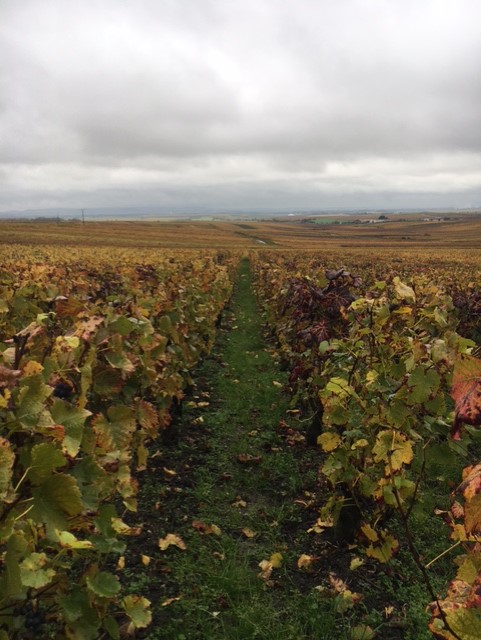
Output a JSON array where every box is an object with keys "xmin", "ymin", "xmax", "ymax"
[
  {"xmin": 122, "ymin": 595, "xmax": 152, "ymax": 629},
  {"xmin": 445, "ymin": 607, "xmax": 481, "ymax": 640},
  {"xmin": 457, "ymin": 465, "xmax": 481, "ymax": 504},
  {"xmin": 31, "ymin": 474, "xmax": 84, "ymax": 532},
  {"xmin": 317, "ymin": 432, "xmax": 342, "ymax": 452},
  {"xmin": 372, "ymin": 430, "xmax": 413, "ymax": 474},
  {"xmin": 51, "ymin": 398, "xmax": 91, "ymax": 458},
  {"xmin": 361, "ymin": 524, "xmax": 399, "ymax": 563},
  {"xmin": 17, "ymin": 374, "xmax": 52, "ymax": 427},
  {"xmin": 0, "ymin": 437, "xmax": 15, "ymax": 500},
  {"xmin": 19, "ymin": 552, "xmax": 55, "ymax": 588},
  {"xmin": 451, "ymin": 355, "xmax": 481, "ymax": 440},
  {"xmin": 92, "ymin": 405, "xmax": 136, "ymax": 451},
  {"xmin": 86, "ymin": 571, "xmax": 121, "ymax": 597},
  {"xmin": 158, "ymin": 533, "xmax": 186, "ymax": 551},
  {"xmin": 393, "ymin": 277, "xmax": 416, "ymax": 302},
  {"xmin": 258, "ymin": 552, "xmax": 283, "ymax": 581},
  {"xmin": 0, "ymin": 365, "xmax": 21, "ymax": 389},
  {"xmin": 463, "ymin": 493, "xmax": 481, "ymax": 536},
  {"xmin": 56, "ymin": 530, "xmax": 94, "ymax": 549},
  {"xmin": 28, "ymin": 442, "xmax": 66, "ymax": 484}
]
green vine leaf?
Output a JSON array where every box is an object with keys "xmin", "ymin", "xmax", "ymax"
[
  {"xmin": 445, "ymin": 608, "xmax": 481, "ymax": 640},
  {"xmin": 51, "ymin": 398, "xmax": 91, "ymax": 457},
  {"xmin": 122, "ymin": 595, "xmax": 152, "ymax": 629},
  {"xmin": 28, "ymin": 442, "xmax": 66, "ymax": 485},
  {"xmin": 0, "ymin": 436, "xmax": 15, "ymax": 499},
  {"xmin": 86, "ymin": 571, "xmax": 121, "ymax": 598},
  {"xmin": 19, "ymin": 552, "xmax": 55, "ymax": 588},
  {"xmin": 32, "ymin": 474, "xmax": 84, "ymax": 532}
]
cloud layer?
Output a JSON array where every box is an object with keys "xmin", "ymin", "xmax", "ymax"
[{"xmin": 1, "ymin": 0, "xmax": 481, "ymax": 212}]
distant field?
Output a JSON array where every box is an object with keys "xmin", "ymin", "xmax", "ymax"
[{"xmin": 1, "ymin": 213, "xmax": 481, "ymax": 253}]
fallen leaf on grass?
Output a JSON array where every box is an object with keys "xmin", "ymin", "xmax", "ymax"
[
  {"xmin": 350, "ymin": 557, "xmax": 364, "ymax": 570},
  {"xmin": 163, "ymin": 467, "xmax": 177, "ymax": 478},
  {"xmin": 329, "ymin": 572, "xmax": 348, "ymax": 593},
  {"xmin": 237, "ymin": 453, "xmax": 263, "ymax": 465},
  {"xmin": 307, "ymin": 517, "xmax": 334, "ymax": 534},
  {"xmin": 231, "ymin": 496, "xmax": 247, "ymax": 508},
  {"xmin": 141, "ymin": 555, "xmax": 151, "ymax": 566},
  {"xmin": 328, "ymin": 572, "xmax": 364, "ymax": 613},
  {"xmin": 297, "ymin": 554, "xmax": 317, "ymax": 571},
  {"xmin": 351, "ymin": 624, "xmax": 375, "ymax": 639},
  {"xmin": 272, "ymin": 381, "xmax": 283, "ymax": 388},
  {"xmin": 161, "ymin": 597, "xmax": 181, "ymax": 607},
  {"xmin": 158, "ymin": 534, "xmax": 186, "ymax": 551},
  {"xmin": 241, "ymin": 527, "xmax": 256, "ymax": 539},
  {"xmin": 258, "ymin": 552, "xmax": 283, "ymax": 581},
  {"xmin": 192, "ymin": 520, "xmax": 222, "ymax": 536}
]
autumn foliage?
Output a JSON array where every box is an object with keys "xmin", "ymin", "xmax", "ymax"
[{"xmin": 0, "ymin": 245, "xmax": 238, "ymax": 638}]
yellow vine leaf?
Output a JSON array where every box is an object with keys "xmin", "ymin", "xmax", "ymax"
[
  {"xmin": 317, "ymin": 432, "xmax": 341, "ymax": 452},
  {"xmin": 158, "ymin": 534, "xmax": 186, "ymax": 551},
  {"xmin": 372, "ymin": 430, "xmax": 413, "ymax": 474}
]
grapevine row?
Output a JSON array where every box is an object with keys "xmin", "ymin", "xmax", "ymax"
[
  {"xmin": 252, "ymin": 249, "xmax": 481, "ymax": 639},
  {"xmin": 0, "ymin": 245, "xmax": 238, "ymax": 639}
]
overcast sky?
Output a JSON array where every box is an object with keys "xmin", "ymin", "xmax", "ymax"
[{"xmin": 1, "ymin": 0, "xmax": 481, "ymax": 213}]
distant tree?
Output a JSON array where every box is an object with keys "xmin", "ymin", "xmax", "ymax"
[{"xmin": 378, "ymin": 214, "xmax": 388, "ymax": 220}]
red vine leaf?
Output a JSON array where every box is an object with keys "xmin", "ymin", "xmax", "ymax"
[{"xmin": 451, "ymin": 355, "xmax": 481, "ymax": 440}]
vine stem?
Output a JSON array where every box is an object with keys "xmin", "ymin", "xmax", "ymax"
[
  {"xmin": 388, "ymin": 454, "xmax": 462, "ymax": 640},
  {"xmin": 425, "ymin": 540, "xmax": 462, "ymax": 570},
  {"xmin": 405, "ymin": 439, "xmax": 429, "ymax": 520}
]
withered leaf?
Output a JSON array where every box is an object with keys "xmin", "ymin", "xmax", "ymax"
[
  {"xmin": 236, "ymin": 454, "xmax": 262, "ymax": 465},
  {"xmin": 0, "ymin": 365, "xmax": 21, "ymax": 389},
  {"xmin": 158, "ymin": 534, "xmax": 186, "ymax": 551},
  {"xmin": 457, "ymin": 464, "xmax": 481, "ymax": 500},
  {"xmin": 451, "ymin": 355, "xmax": 481, "ymax": 440},
  {"xmin": 192, "ymin": 520, "xmax": 222, "ymax": 536}
]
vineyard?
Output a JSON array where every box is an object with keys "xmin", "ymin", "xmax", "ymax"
[
  {"xmin": 1, "ymin": 225, "xmax": 481, "ymax": 639},
  {"xmin": 0, "ymin": 244, "xmax": 237, "ymax": 638}
]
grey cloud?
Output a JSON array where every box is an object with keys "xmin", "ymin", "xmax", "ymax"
[{"xmin": 1, "ymin": 0, "xmax": 481, "ymax": 212}]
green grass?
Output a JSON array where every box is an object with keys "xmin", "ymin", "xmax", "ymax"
[{"xmin": 139, "ymin": 259, "xmax": 349, "ymax": 639}]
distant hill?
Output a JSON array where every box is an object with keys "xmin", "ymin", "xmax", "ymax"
[{"xmin": 0, "ymin": 205, "xmax": 480, "ymax": 221}]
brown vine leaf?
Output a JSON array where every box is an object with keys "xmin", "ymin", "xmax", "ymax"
[
  {"xmin": 192, "ymin": 521, "xmax": 222, "ymax": 536},
  {"xmin": 451, "ymin": 355, "xmax": 481, "ymax": 440},
  {"xmin": 236, "ymin": 454, "xmax": 262, "ymax": 465},
  {"xmin": 457, "ymin": 464, "xmax": 481, "ymax": 500},
  {"xmin": 0, "ymin": 365, "xmax": 21, "ymax": 389}
]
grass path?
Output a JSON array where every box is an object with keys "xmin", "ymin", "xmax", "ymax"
[
  {"xmin": 125, "ymin": 259, "xmax": 345, "ymax": 639},
  {"xmin": 123, "ymin": 259, "xmax": 452, "ymax": 640}
]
